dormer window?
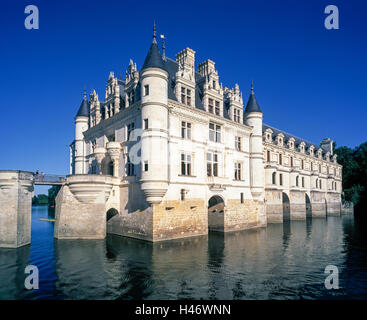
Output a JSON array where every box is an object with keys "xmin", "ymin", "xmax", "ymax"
[
  {"xmin": 215, "ymin": 101, "xmax": 220, "ymax": 115},
  {"xmin": 181, "ymin": 87, "xmax": 191, "ymax": 106},
  {"xmin": 276, "ymin": 134, "xmax": 284, "ymax": 147},
  {"xmin": 317, "ymin": 149, "xmax": 323, "ymax": 159},
  {"xmin": 287, "ymin": 138, "xmax": 295, "ymax": 150},
  {"xmin": 208, "ymin": 98, "xmax": 214, "ymax": 113},
  {"xmin": 299, "ymin": 142, "xmax": 306, "ymax": 153},
  {"xmin": 264, "ymin": 128, "xmax": 273, "ymax": 143},
  {"xmin": 234, "ymin": 108, "xmax": 241, "ymax": 123},
  {"xmin": 309, "ymin": 146, "xmax": 315, "ymax": 156}
]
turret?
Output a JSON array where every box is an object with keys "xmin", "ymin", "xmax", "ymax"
[
  {"xmin": 140, "ymin": 23, "xmax": 169, "ymax": 204},
  {"xmin": 74, "ymin": 89, "xmax": 89, "ymax": 174},
  {"xmin": 244, "ymin": 81, "xmax": 264, "ymax": 199}
]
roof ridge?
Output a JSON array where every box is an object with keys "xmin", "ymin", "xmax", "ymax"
[{"xmin": 263, "ymin": 123, "xmax": 323, "ymax": 148}]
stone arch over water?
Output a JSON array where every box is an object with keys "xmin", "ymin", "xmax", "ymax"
[
  {"xmin": 282, "ymin": 192, "xmax": 290, "ymax": 221},
  {"xmin": 208, "ymin": 195, "xmax": 225, "ymax": 232},
  {"xmin": 306, "ymin": 193, "xmax": 312, "ymax": 218},
  {"xmin": 106, "ymin": 208, "xmax": 119, "ymax": 222}
]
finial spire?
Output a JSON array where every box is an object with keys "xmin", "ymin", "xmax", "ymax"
[
  {"xmin": 83, "ymin": 85, "xmax": 87, "ymax": 98},
  {"xmin": 153, "ymin": 21, "xmax": 157, "ymax": 43},
  {"xmin": 251, "ymin": 80, "xmax": 254, "ymax": 94}
]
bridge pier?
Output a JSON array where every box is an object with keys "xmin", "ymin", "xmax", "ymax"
[{"xmin": 0, "ymin": 171, "xmax": 34, "ymax": 248}]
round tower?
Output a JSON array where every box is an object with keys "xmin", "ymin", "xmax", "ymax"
[
  {"xmin": 244, "ymin": 81, "xmax": 264, "ymax": 199},
  {"xmin": 140, "ymin": 23, "xmax": 169, "ymax": 204},
  {"xmin": 74, "ymin": 89, "xmax": 89, "ymax": 174}
]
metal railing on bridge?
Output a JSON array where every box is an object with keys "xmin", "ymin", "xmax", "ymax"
[{"xmin": 34, "ymin": 174, "xmax": 66, "ymax": 185}]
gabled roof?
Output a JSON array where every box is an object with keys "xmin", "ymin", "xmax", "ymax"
[{"xmin": 76, "ymin": 91, "xmax": 89, "ymax": 117}]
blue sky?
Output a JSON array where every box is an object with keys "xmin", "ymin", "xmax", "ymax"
[{"xmin": 1, "ymin": 0, "xmax": 366, "ymax": 195}]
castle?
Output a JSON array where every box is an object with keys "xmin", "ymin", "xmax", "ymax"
[{"xmin": 56, "ymin": 25, "xmax": 343, "ymax": 242}]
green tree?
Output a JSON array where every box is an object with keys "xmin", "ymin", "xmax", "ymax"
[
  {"xmin": 335, "ymin": 142, "xmax": 367, "ymax": 209},
  {"xmin": 48, "ymin": 186, "xmax": 59, "ymax": 206}
]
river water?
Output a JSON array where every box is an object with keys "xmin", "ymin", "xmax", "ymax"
[{"xmin": 0, "ymin": 206, "xmax": 366, "ymax": 300}]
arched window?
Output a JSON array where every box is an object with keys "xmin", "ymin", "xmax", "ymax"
[
  {"xmin": 315, "ymin": 179, "xmax": 318, "ymax": 188},
  {"xmin": 267, "ymin": 150, "xmax": 270, "ymax": 162},
  {"xmin": 279, "ymin": 154, "xmax": 282, "ymax": 165},
  {"xmin": 319, "ymin": 179, "xmax": 322, "ymax": 189},
  {"xmin": 279, "ymin": 174, "xmax": 283, "ymax": 186},
  {"xmin": 302, "ymin": 177, "xmax": 305, "ymax": 188},
  {"xmin": 272, "ymin": 172, "xmax": 276, "ymax": 185},
  {"xmin": 296, "ymin": 176, "xmax": 299, "ymax": 187}
]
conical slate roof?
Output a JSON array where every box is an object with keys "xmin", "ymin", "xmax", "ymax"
[
  {"xmin": 141, "ymin": 22, "xmax": 165, "ymax": 71},
  {"xmin": 244, "ymin": 81, "xmax": 262, "ymax": 113},
  {"xmin": 142, "ymin": 41, "xmax": 165, "ymax": 71},
  {"xmin": 76, "ymin": 90, "xmax": 89, "ymax": 117}
]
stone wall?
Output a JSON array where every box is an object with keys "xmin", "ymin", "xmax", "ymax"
[
  {"xmin": 326, "ymin": 192, "xmax": 341, "ymax": 216},
  {"xmin": 54, "ymin": 175, "xmax": 118, "ymax": 240},
  {"xmin": 222, "ymin": 199, "xmax": 263, "ymax": 232},
  {"xmin": 265, "ymin": 189, "xmax": 283, "ymax": 223},
  {"xmin": 0, "ymin": 171, "xmax": 33, "ymax": 248},
  {"xmin": 152, "ymin": 199, "xmax": 207, "ymax": 241},
  {"xmin": 310, "ymin": 191, "xmax": 327, "ymax": 218},
  {"xmin": 289, "ymin": 190, "xmax": 306, "ymax": 220}
]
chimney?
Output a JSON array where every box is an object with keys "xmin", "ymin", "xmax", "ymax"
[{"xmin": 320, "ymin": 138, "xmax": 334, "ymax": 155}]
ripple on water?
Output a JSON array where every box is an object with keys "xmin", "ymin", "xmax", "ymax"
[{"xmin": 1, "ymin": 207, "xmax": 367, "ymax": 299}]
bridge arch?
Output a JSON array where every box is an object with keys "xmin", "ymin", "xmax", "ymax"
[
  {"xmin": 106, "ymin": 208, "xmax": 119, "ymax": 221},
  {"xmin": 282, "ymin": 192, "xmax": 290, "ymax": 221},
  {"xmin": 305, "ymin": 193, "xmax": 312, "ymax": 218},
  {"xmin": 208, "ymin": 195, "xmax": 225, "ymax": 210},
  {"xmin": 208, "ymin": 195, "xmax": 225, "ymax": 232}
]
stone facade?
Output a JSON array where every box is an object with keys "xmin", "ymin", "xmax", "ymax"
[
  {"xmin": 0, "ymin": 171, "xmax": 34, "ymax": 248},
  {"xmin": 57, "ymin": 27, "xmax": 345, "ymax": 242}
]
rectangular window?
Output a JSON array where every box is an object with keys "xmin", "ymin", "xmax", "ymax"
[
  {"xmin": 127, "ymin": 122, "xmax": 135, "ymax": 140},
  {"xmin": 144, "ymin": 118, "xmax": 148, "ymax": 129},
  {"xmin": 144, "ymin": 161, "xmax": 148, "ymax": 172},
  {"xmin": 186, "ymin": 89, "xmax": 191, "ymax": 106},
  {"xmin": 234, "ymin": 108, "xmax": 240, "ymax": 122},
  {"xmin": 234, "ymin": 162, "xmax": 241, "ymax": 180},
  {"xmin": 181, "ymin": 121, "xmax": 191, "ymax": 139},
  {"xmin": 181, "ymin": 87, "xmax": 191, "ymax": 106},
  {"xmin": 280, "ymin": 173, "xmax": 283, "ymax": 186},
  {"xmin": 126, "ymin": 156, "xmax": 135, "ymax": 176},
  {"xmin": 209, "ymin": 123, "xmax": 221, "ymax": 142},
  {"xmin": 207, "ymin": 152, "xmax": 218, "ymax": 177},
  {"xmin": 235, "ymin": 136, "xmax": 241, "ymax": 151},
  {"xmin": 208, "ymin": 98, "xmax": 214, "ymax": 113},
  {"xmin": 279, "ymin": 154, "xmax": 282, "ymax": 165},
  {"xmin": 144, "ymin": 85, "xmax": 149, "ymax": 96},
  {"xmin": 215, "ymin": 101, "xmax": 220, "ymax": 115},
  {"xmin": 181, "ymin": 153, "xmax": 191, "ymax": 176},
  {"xmin": 240, "ymin": 192, "xmax": 244, "ymax": 204}
]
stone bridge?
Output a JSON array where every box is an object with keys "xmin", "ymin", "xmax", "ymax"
[{"xmin": 0, "ymin": 170, "xmax": 120, "ymax": 248}]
